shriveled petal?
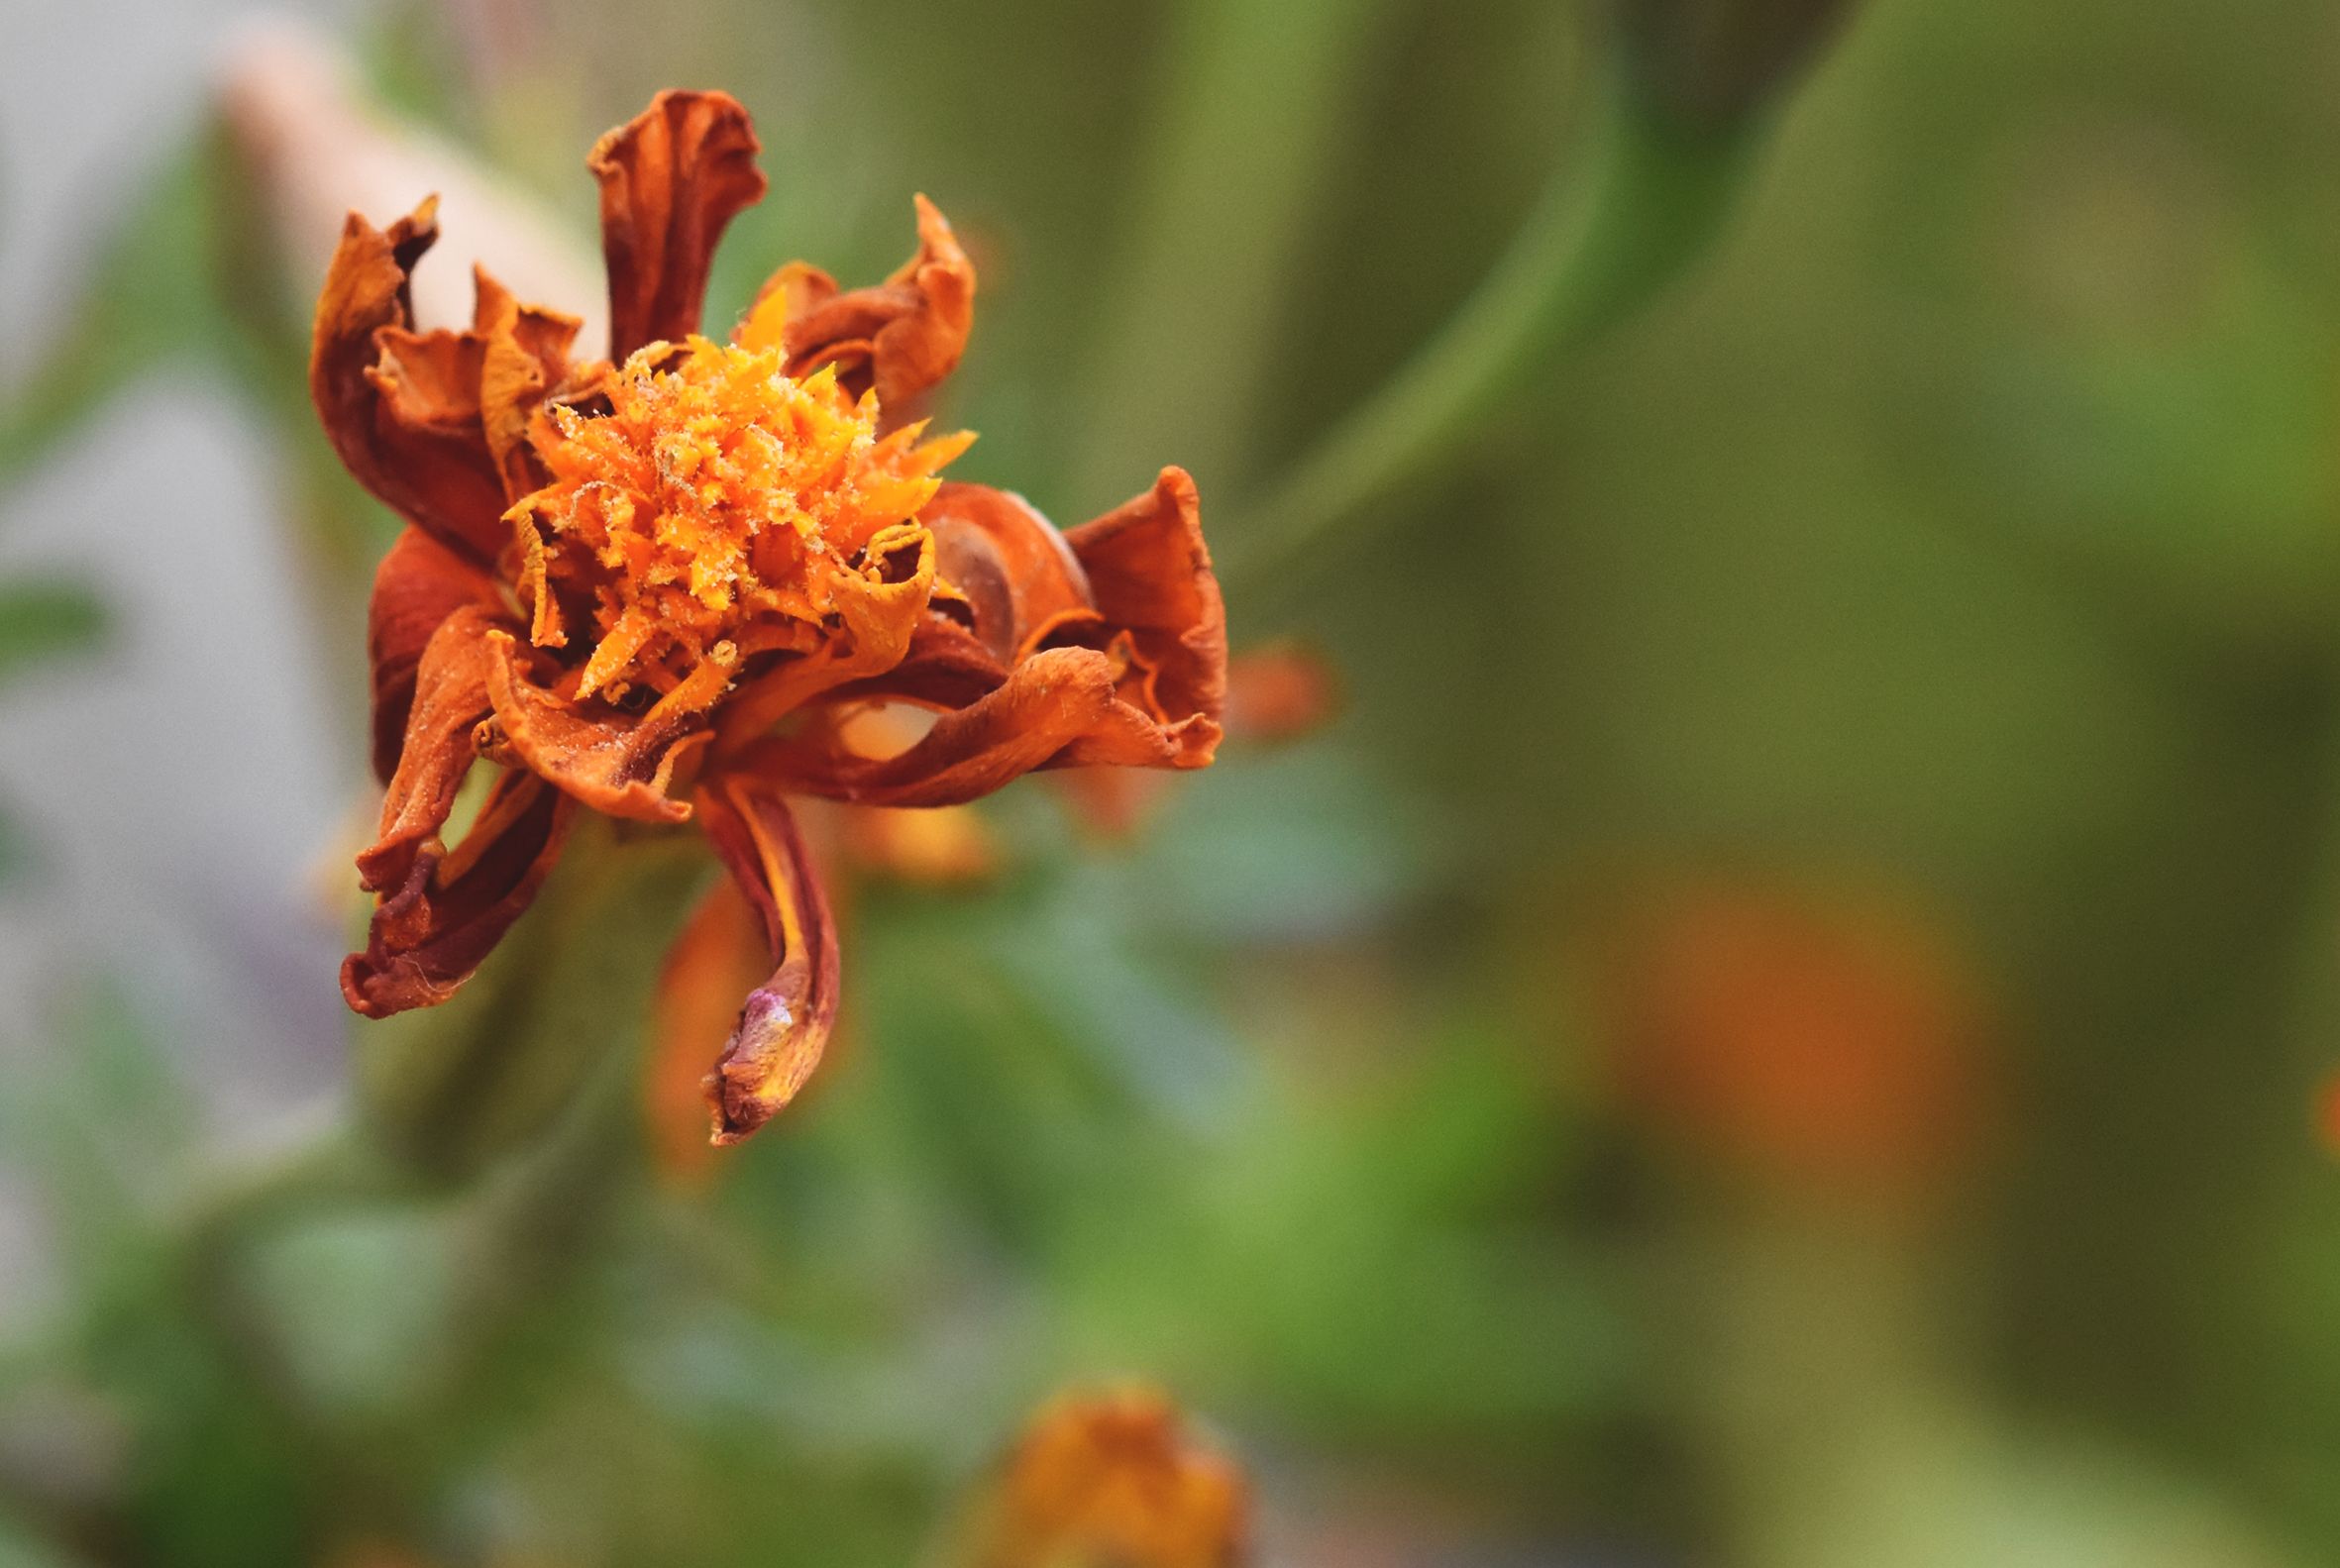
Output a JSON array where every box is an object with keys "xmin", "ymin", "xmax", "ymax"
[
  {"xmin": 738, "ymin": 195, "xmax": 974, "ymax": 422},
  {"xmin": 1060, "ymin": 467, "xmax": 1224, "ymax": 758},
  {"xmin": 710, "ymin": 522, "xmax": 938, "ymax": 751},
  {"xmin": 366, "ymin": 528, "xmax": 507, "ymax": 784},
  {"xmin": 478, "ymin": 630, "xmax": 715, "ymax": 824},
  {"xmin": 471, "ymin": 266, "xmax": 582, "ymax": 499},
  {"xmin": 735, "ymin": 645, "xmax": 1190, "ymax": 808},
  {"xmin": 590, "ymin": 89, "xmax": 767, "ymax": 359},
  {"xmin": 792, "ymin": 470, "xmax": 1223, "ymax": 799},
  {"xmin": 922, "ymin": 482, "xmax": 1102, "ymax": 662},
  {"xmin": 694, "ymin": 776, "xmax": 840, "ymax": 1143},
  {"xmin": 358, "ymin": 603, "xmax": 509, "ymax": 899},
  {"xmin": 311, "ymin": 201, "xmax": 508, "ymax": 562},
  {"xmin": 343, "ymin": 770, "xmax": 574, "ymax": 1018},
  {"xmin": 646, "ymin": 876, "xmax": 770, "ymax": 1185}
]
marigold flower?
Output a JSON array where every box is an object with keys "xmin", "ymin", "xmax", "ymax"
[
  {"xmin": 962, "ymin": 1387, "xmax": 1252, "ymax": 1568},
  {"xmin": 315, "ymin": 90, "xmax": 1225, "ymax": 1144}
]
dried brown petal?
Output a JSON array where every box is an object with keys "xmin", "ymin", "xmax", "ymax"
[
  {"xmin": 479, "ymin": 630, "xmax": 712, "ymax": 824},
  {"xmin": 739, "ymin": 195, "xmax": 975, "ymax": 423},
  {"xmin": 343, "ymin": 770, "xmax": 574, "ymax": 1017},
  {"xmin": 694, "ymin": 776, "xmax": 840, "ymax": 1142},
  {"xmin": 358, "ymin": 602, "xmax": 509, "ymax": 900},
  {"xmin": 709, "ymin": 522, "xmax": 938, "ymax": 751},
  {"xmin": 471, "ymin": 266, "xmax": 582, "ymax": 499},
  {"xmin": 923, "ymin": 482, "xmax": 1102, "ymax": 662},
  {"xmin": 736, "ymin": 645, "xmax": 1164, "ymax": 808},
  {"xmin": 311, "ymin": 202, "xmax": 510, "ymax": 562},
  {"xmin": 590, "ymin": 89, "xmax": 767, "ymax": 359},
  {"xmin": 1060, "ymin": 467, "xmax": 1224, "ymax": 760},
  {"xmin": 364, "ymin": 528, "xmax": 506, "ymax": 784}
]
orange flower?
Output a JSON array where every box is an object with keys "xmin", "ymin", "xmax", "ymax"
[
  {"xmin": 964, "ymin": 1387, "xmax": 1252, "ymax": 1568},
  {"xmin": 316, "ymin": 91, "xmax": 1225, "ymax": 1144},
  {"xmin": 1595, "ymin": 878, "xmax": 1989, "ymax": 1210}
]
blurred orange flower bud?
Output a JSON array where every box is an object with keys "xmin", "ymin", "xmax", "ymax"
[
  {"xmin": 1223, "ymin": 640, "xmax": 1339, "ymax": 744},
  {"xmin": 959, "ymin": 1386, "xmax": 1253, "ymax": 1568},
  {"xmin": 1595, "ymin": 878, "xmax": 1990, "ymax": 1211}
]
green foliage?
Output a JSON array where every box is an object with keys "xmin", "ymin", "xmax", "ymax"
[{"xmin": 4, "ymin": 0, "xmax": 2340, "ymax": 1562}]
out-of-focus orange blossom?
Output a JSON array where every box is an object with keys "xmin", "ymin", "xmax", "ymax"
[{"xmin": 1590, "ymin": 877, "xmax": 1993, "ymax": 1213}]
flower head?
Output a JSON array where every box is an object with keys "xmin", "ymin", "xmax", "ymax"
[{"xmin": 314, "ymin": 90, "xmax": 1224, "ymax": 1143}]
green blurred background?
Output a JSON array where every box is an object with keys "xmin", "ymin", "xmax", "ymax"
[{"xmin": 4, "ymin": 0, "xmax": 2340, "ymax": 1563}]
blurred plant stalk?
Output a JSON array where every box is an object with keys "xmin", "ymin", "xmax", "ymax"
[
  {"xmin": 1221, "ymin": 0, "xmax": 1860, "ymax": 602},
  {"xmin": 1066, "ymin": 0, "xmax": 1397, "ymax": 514},
  {"xmin": 221, "ymin": 22, "xmax": 603, "ymax": 349}
]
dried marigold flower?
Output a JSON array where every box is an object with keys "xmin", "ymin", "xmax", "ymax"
[
  {"xmin": 314, "ymin": 90, "xmax": 1225, "ymax": 1144},
  {"xmin": 962, "ymin": 1387, "xmax": 1253, "ymax": 1568}
]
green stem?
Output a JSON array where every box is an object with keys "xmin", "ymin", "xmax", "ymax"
[
  {"xmin": 1220, "ymin": 67, "xmax": 1762, "ymax": 601},
  {"xmin": 1066, "ymin": 0, "xmax": 1395, "ymax": 515}
]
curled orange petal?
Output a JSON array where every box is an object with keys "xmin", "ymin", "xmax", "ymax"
[
  {"xmin": 694, "ymin": 777, "xmax": 840, "ymax": 1143},
  {"xmin": 968, "ymin": 1386, "xmax": 1253, "ymax": 1568},
  {"xmin": 740, "ymin": 195, "xmax": 975, "ymax": 424},
  {"xmin": 590, "ymin": 89, "xmax": 767, "ymax": 359},
  {"xmin": 709, "ymin": 521, "xmax": 939, "ymax": 751},
  {"xmin": 311, "ymin": 201, "xmax": 510, "ymax": 562},
  {"xmin": 359, "ymin": 602, "xmax": 509, "ymax": 899},
  {"xmin": 365, "ymin": 528, "xmax": 505, "ymax": 784},
  {"xmin": 1060, "ymin": 467, "xmax": 1224, "ymax": 761},
  {"xmin": 343, "ymin": 770, "xmax": 574, "ymax": 1017},
  {"xmin": 477, "ymin": 629, "xmax": 715, "ymax": 824},
  {"xmin": 923, "ymin": 482, "xmax": 1103, "ymax": 662},
  {"xmin": 471, "ymin": 265, "xmax": 582, "ymax": 499},
  {"xmin": 737, "ymin": 646, "xmax": 1128, "ymax": 808}
]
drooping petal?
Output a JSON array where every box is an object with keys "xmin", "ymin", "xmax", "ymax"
[
  {"xmin": 783, "ymin": 470, "xmax": 1224, "ymax": 801},
  {"xmin": 471, "ymin": 266, "xmax": 582, "ymax": 500},
  {"xmin": 1060, "ymin": 467, "xmax": 1224, "ymax": 759},
  {"xmin": 343, "ymin": 770, "xmax": 574, "ymax": 1018},
  {"xmin": 734, "ymin": 645, "xmax": 1179, "ymax": 808},
  {"xmin": 589, "ymin": 89, "xmax": 767, "ymax": 360},
  {"xmin": 365, "ymin": 528, "xmax": 507, "ymax": 784},
  {"xmin": 646, "ymin": 875, "xmax": 771, "ymax": 1185},
  {"xmin": 694, "ymin": 776, "xmax": 840, "ymax": 1143},
  {"xmin": 738, "ymin": 195, "xmax": 974, "ymax": 422},
  {"xmin": 311, "ymin": 201, "xmax": 510, "ymax": 562},
  {"xmin": 358, "ymin": 602, "xmax": 509, "ymax": 899},
  {"xmin": 478, "ymin": 630, "xmax": 715, "ymax": 824},
  {"xmin": 710, "ymin": 522, "xmax": 938, "ymax": 751}
]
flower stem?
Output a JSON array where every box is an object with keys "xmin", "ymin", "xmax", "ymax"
[
  {"xmin": 1220, "ymin": 67, "xmax": 1765, "ymax": 601},
  {"xmin": 1065, "ymin": 0, "xmax": 1397, "ymax": 516}
]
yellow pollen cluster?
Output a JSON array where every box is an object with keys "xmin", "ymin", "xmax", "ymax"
[{"xmin": 511, "ymin": 336, "xmax": 971, "ymax": 703}]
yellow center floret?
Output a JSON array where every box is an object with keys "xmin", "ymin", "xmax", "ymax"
[{"xmin": 510, "ymin": 336, "xmax": 971, "ymax": 704}]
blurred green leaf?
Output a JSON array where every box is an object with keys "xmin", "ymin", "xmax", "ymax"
[{"xmin": 0, "ymin": 579, "xmax": 106, "ymax": 687}]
